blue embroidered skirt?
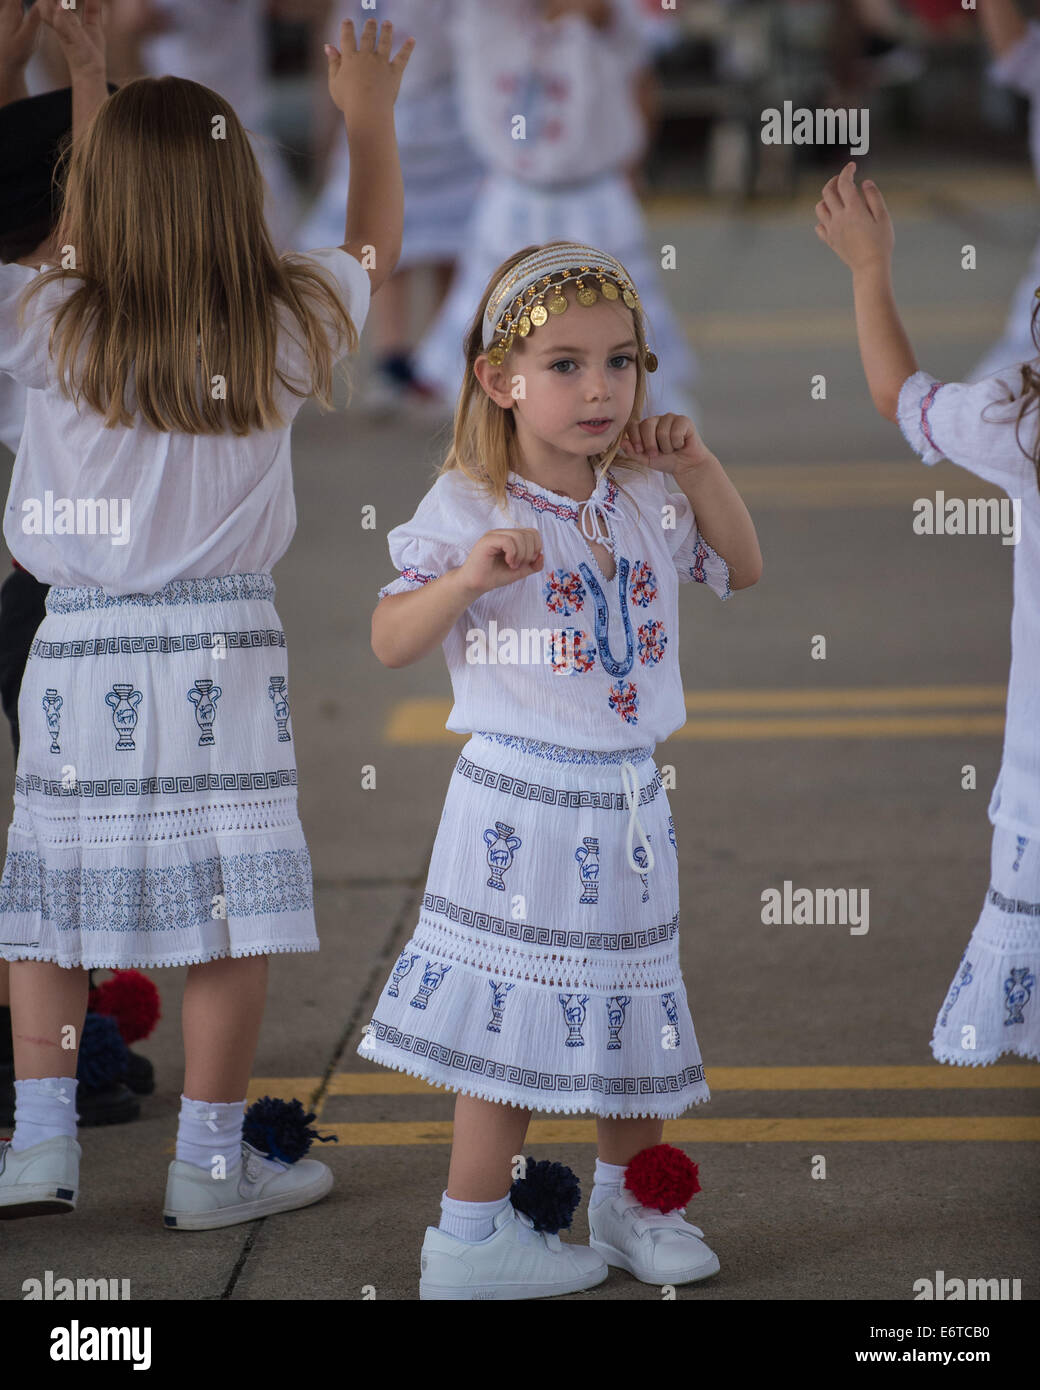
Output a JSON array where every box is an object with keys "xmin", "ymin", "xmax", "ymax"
[
  {"xmin": 0, "ymin": 573, "xmax": 318, "ymax": 969},
  {"xmin": 931, "ymin": 824, "xmax": 1040, "ymax": 1066},
  {"xmin": 359, "ymin": 732, "xmax": 711, "ymax": 1118}
]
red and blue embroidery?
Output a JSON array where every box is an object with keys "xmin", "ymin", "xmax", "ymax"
[
  {"xmin": 506, "ymin": 473, "xmax": 620, "ymax": 524},
  {"xmin": 400, "ymin": 566, "xmax": 437, "ymax": 586},
  {"xmin": 608, "ymin": 679, "xmax": 639, "ymax": 724},
  {"xmin": 544, "ymin": 568, "xmax": 586, "ymax": 615},
  {"xmin": 637, "ymin": 619, "xmax": 667, "ymax": 665},
  {"xmin": 920, "ymin": 380, "xmax": 944, "ymax": 455},
  {"xmin": 550, "ymin": 629, "xmax": 596, "ymax": 674},
  {"xmin": 628, "ymin": 560, "xmax": 657, "ymax": 608}
]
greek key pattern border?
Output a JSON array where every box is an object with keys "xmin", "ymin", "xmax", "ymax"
[
  {"xmin": 422, "ymin": 893, "xmax": 679, "ymax": 951},
  {"xmin": 30, "ymin": 630, "xmax": 286, "ymax": 660},
  {"xmin": 455, "ymin": 752, "xmax": 662, "ymax": 810},
  {"xmin": 15, "ymin": 769, "xmax": 298, "ymax": 798},
  {"xmin": 369, "ymin": 1019, "xmax": 705, "ymax": 1096}
]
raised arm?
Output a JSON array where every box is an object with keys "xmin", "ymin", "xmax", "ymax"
[
  {"xmin": 37, "ymin": 0, "xmax": 109, "ymax": 139},
  {"xmin": 624, "ymin": 415, "xmax": 762, "ymax": 592},
  {"xmin": 0, "ymin": 0, "xmax": 42, "ymax": 107},
  {"xmin": 372, "ymin": 527, "xmax": 544, "ymax": 668},
  {"xmin": 814, "ymin": 160, "xmax": 916, "ymax": 423},
  {"xmin": 324, "ymin": 18, "xmax": 414, "ymax": 296}
]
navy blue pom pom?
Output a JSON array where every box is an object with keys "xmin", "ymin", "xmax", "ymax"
[
  {"xmin": 242, "ymin": 1096, "xmax": 338, "ymax": 1164},
  {"xmin": 509, "ymin": 1157, "xmax": 581, "ymax": 1234},
  {"xmin": 76, "ymin": 1012, "xmax": 130, "ymax": 1089}
]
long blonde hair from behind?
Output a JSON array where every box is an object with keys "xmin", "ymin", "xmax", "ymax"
[
  {"xmin": 440, "ymin": 243, "xmax": 653, "ymax": 516},
  {"xmin": 18, "ymin": 77, "xmax": 358, "ymax": 436}
]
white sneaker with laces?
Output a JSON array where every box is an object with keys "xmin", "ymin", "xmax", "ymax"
[
  {"xmin": 163, "ymin": 1139, "xmax": 333, "ymax": 1230},
  {"xmin": 0, "ymin": 1135, "xmax": 80, "ymax": 1218},
  {"xmin": 588, "ymin": 1187, "xmax": 720, "ymax": 1285},
  {"xmin": 419, "ymin": 1200, "xmax": 608, "ymax": 1300}
]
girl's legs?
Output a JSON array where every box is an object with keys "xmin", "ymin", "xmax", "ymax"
[
  {"xmin": 446, "ymin": 1093, "xmax": 532, "ymax": 1202},
  {"xmin": 7, "ymin": 961, "xmax": 89, "ymax": 1152},
  {"xmin": 181, "ymin": 953, "xmax": 268, "ymax": 1101},
  {"xmin": 9, "ymin": 960, "xmax": 89, "ymax": 1080},
  {"xmin": 173, "ymin": 954, "xmax": 268, "ymax": 1177},
  {"xmin": 596, "ymin": 1116, "xmax": 663, "ymax": 1166}
]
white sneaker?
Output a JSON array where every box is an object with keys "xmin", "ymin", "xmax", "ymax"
[
  {"xmin": 419, "ymin": 1201, "xmax": 608, "ymax": 1300},
  {"xmin": 588, "ymin": 1187, "xmax": 720, "ymax": 1285},
  {"xmin": 163, "ymin": 1140, "xmax": 333, "ymax": 1231},
  {"xmin": 0, "ymin": 1135, "xmax": 80, "ymax": 1218}
]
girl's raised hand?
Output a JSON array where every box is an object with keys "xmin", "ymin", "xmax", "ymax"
[
  {"xmin": 456, "ymin": 529, "xmax": 545, "ymax": 596},
  {"xmin": 0, "ymin": 0, "xmax": 42, "ymax": 73},
  {"xmin": 815, "ymin": 160, "xmax": 894, "ymax": 273},
  {"xmin": 623, "ymin": 413, "xmax": 714, "ymax": 474},
  {"xmin": 36, "ymin": 0, "xmax": 105, "ymax": 76},
  {"xmin": 325, "ymin": 18, "xmax": 414, "ymax": 123}
]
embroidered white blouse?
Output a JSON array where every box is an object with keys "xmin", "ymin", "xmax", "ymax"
[
  {"xmin": 898, "ymin": 367, "xmax": 1040, "ymax": 838},
  {"xmin": 0, "ymin": 247, "xmax": 370, "ymax": 596},
  {"xmin": 376, "ymin": 463, "xmax": 732, "ymax": 751}
]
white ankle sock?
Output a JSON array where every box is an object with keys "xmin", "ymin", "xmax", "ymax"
[
  {"xmin": 175, "ymin": 1095, "xmax": 245, "ymax": 1176},
  {"xmin": 11, "ymin": 1077, "xmax": 78, "ymax": 1152},
  {"xmin": 439, "ymin": 1190, "xmax": 512, "ymax": 1243},
  {"xmin": 590, "ymin": 1157, "xmax": 627, "ymax": 1208}
]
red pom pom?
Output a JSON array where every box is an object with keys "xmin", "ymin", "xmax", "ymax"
[
  {"xmin": 624, "ymin": 1143, "xmax": 700, "ymax": 1213},
  {"xmin": 87, "ymin": 970, "xmax": 161, "ymax": 1044}
]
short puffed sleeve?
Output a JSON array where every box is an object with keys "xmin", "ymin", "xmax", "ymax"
[
  {"xmin": 897, "ymin": 368, "xmax": 1035, "ymax": 492},
  {"xmin": 376, "ymin": 471, "xmax": 488, "ymax": 600},
  {"xmin": 647, "ymin": 468, "xmax": 732, "ymax": 600}
]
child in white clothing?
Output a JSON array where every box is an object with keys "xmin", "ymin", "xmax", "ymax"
[
  {"xmin": 816, "ymin": 161, "xmax": 1040, "ymax": 1066},
  {"xmin": 367, "ymin": 239, "xmax": 761, "ymax": 1298},
  {"xmin": 0, "ymin": 6, "xmax": 413, "ymax": 1227}
]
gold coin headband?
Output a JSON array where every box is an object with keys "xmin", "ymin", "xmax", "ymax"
[{"xmin": 481, "ymin": 242, "xmax": 658, "ymax": 372}]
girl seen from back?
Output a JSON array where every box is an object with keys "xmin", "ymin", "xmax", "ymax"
[{"xmin": 0, "ymin": 5, "xmax": 413, "ymax": 1231}]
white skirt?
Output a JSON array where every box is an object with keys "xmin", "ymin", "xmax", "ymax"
[
  {"xmin": 931, "ymin": 825, "xmax": 1040, "ymax": 1066},
  {"xmin": 0, "ymin": 573, "xmax": 318, "ymax": 970},
  {"xmin": 413, "ymin": 170, "xmax": 699, "ymax": 416},
  {"xmin": 359, "ymin": 732, "xmax": 711, "ymax": 1118}
]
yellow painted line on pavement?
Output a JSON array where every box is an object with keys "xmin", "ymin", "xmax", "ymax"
[
  {"xmin": 311, "ymin": 1117, "xmax": 1040, "ymax": 1146},
  {"xmin": 722, "ymin": 461, "xmax": 1005, "ymax": 508},
  {"xmin": 684, "ymin": 685, "xmax": 1005, "ymax": 712},
  {"xmin": 246, "ymin": 1065, "xmax": 1037, "ymax": 1107},
  {"xmin": 384, "ymin": 690, "xmax": 1005, "ymax": 744},
  {"xmin": 317, "ymin": 1064, "xmax": 1038, "ymax": 1097}
]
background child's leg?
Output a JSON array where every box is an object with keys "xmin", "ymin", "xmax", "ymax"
[
  {"xmin": 182, "ymin": 954, "xmax": 268, "ymax": 1101},
  {"xmin": 446, "ymin": 1093, "xmax": 532, "ymax": 1201},
  {"xmin": 9, "ymin": 960, "xmax": 89, "ymax": 1079},
  {"xmin": 596, "ymin": 1116, "xmax": 663, "ymax": 1166}
]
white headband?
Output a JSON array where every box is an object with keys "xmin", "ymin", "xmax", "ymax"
[{"xmin": 481, "ymin": 242, "xmax": 656, "ymax": 371}]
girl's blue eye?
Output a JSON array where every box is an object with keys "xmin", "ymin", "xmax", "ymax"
[
  {"xmin": 609, "ymin": 355, "xmax": 634, "ymax": 369},
  {"xmin": 550, "ymin": 360, "xmax": 575, "ymax": 373}
]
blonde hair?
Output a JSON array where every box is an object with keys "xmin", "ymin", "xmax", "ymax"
[
  {"xmin": 439, "ymin": 242, "xmax": 652, "ymax": 517},
  {"xmin": 17, "ymin": 77, "xmax": 358, "ymax": 436}
]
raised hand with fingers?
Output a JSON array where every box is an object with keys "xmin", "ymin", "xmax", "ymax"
[{"xmin": 814, "ymin": 160, "xmax": 895, "ymax": 273}]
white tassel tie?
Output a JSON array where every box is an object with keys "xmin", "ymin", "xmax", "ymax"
[
  {"xmin": 621, "ymin": 760, "xmax": 654, "ymax": 874},
  {"xmin": 579, "ymin": 491, "xmax": 619, "ymax": 554}
]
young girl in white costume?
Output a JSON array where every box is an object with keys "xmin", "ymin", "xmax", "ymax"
[
  {"xmin": 367, "ymin": 241, "xmax": 761, "ymax": 1299},
  {"xmin": 0, "ymin": 7, "xmax": 413, "ymax": 1226},
  {"xmin": 299, "ymin": 0, "xmax": 484, "ymax": 408},
  {"xmin": 816, "ymin": 161, "xmax": 1040, "ymax": 1067},
  {"xmin": 414, "ymin": 0, "xmax": 699, "ymax": 419}
]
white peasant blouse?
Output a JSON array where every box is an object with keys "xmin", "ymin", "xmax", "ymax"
[{"xmin": 376, "ymin": 463, "xmax": 732, "ymax": 751}]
